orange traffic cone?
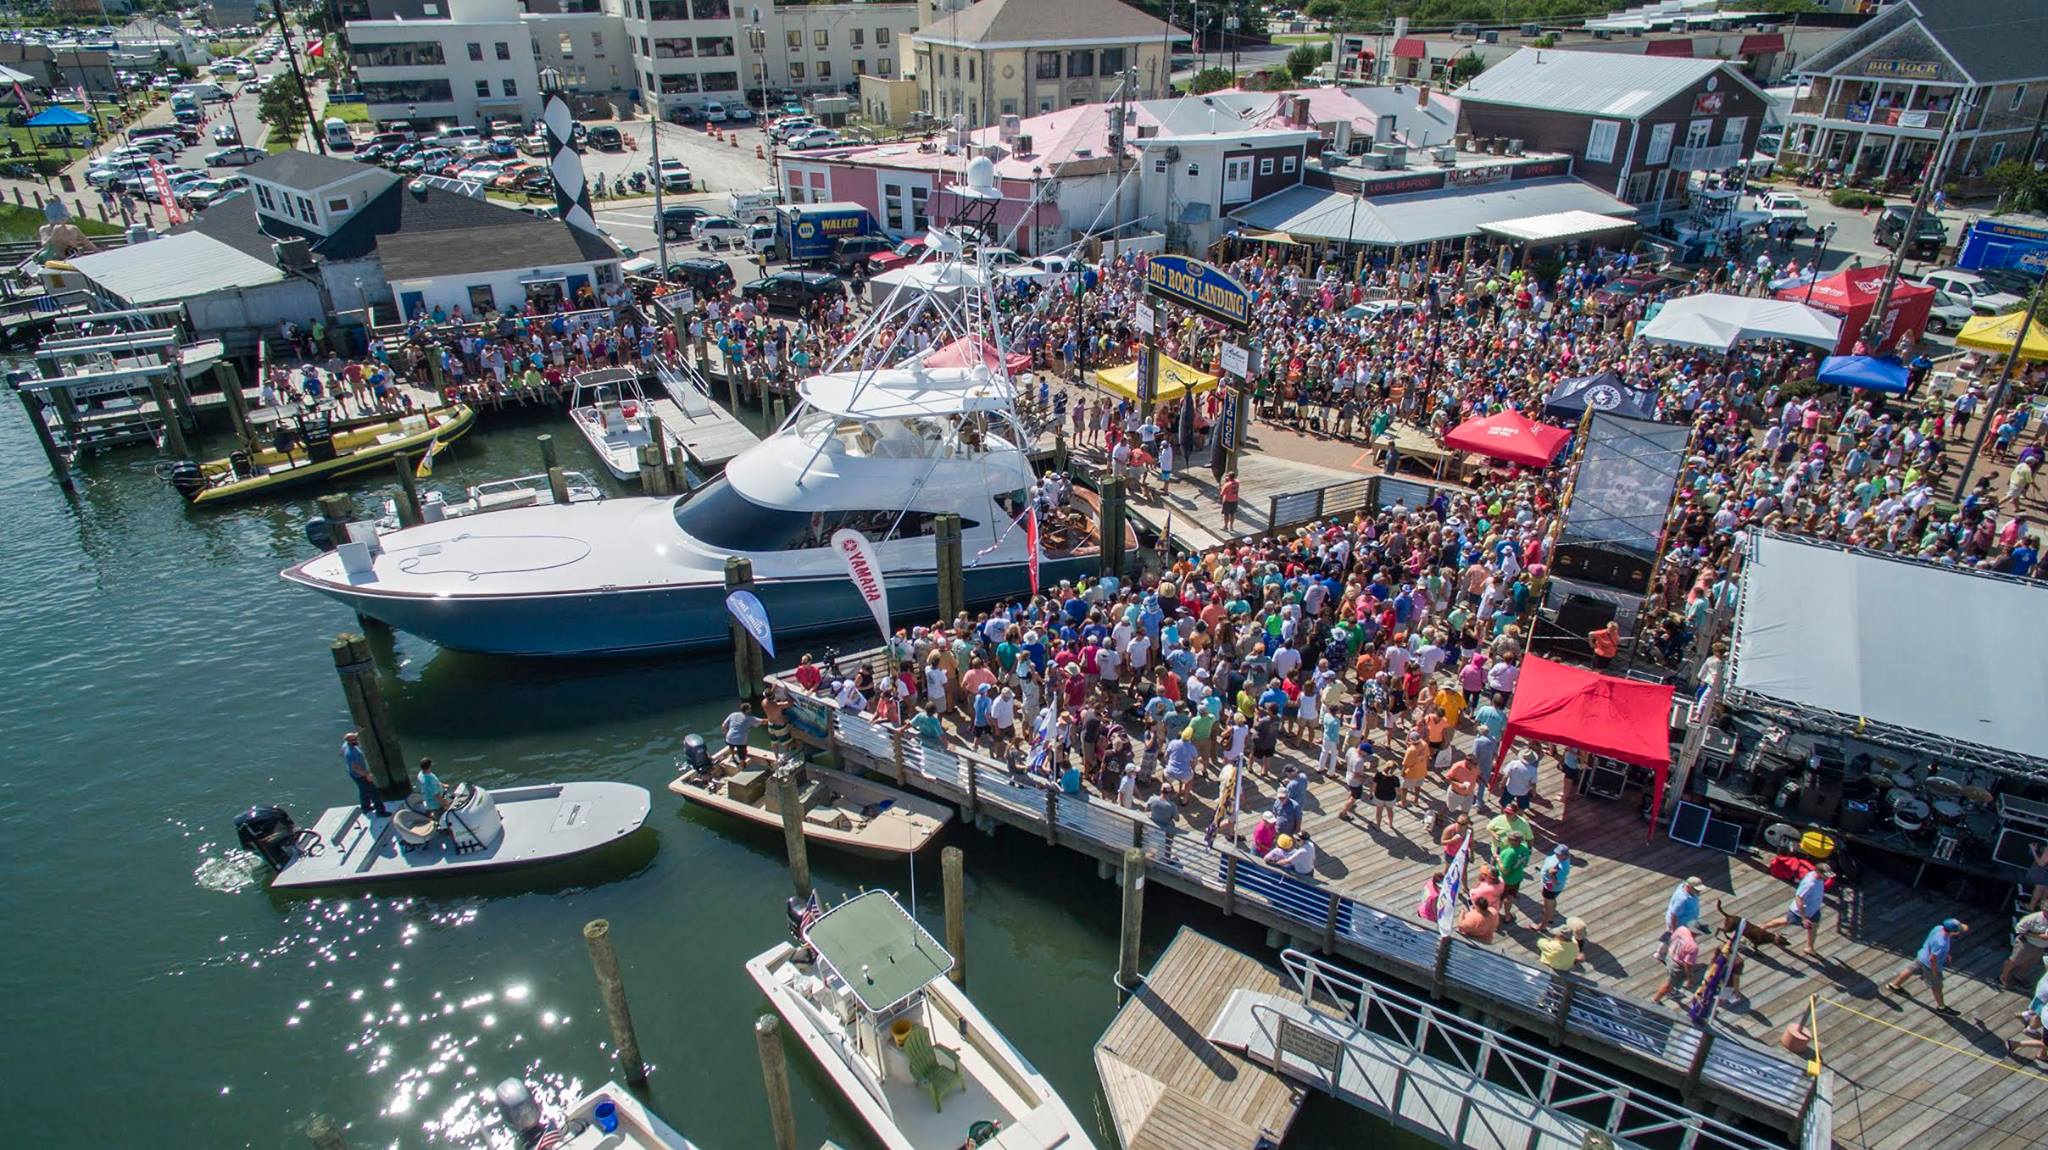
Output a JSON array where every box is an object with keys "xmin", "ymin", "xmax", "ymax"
[
  {"xmin": 756, "ymin": 145, "xmax": 764, "ymax": 159},
  {"xmin": 729, "ymin": 135, "xmax": 738, "ymax": 147}
]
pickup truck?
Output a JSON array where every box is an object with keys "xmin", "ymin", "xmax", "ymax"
[{"xmin": 1753, "ymin": 191, "xmax": 1809, "ymax": 232}]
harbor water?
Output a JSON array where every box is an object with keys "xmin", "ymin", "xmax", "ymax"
[{"xmin": 0, "ymin": 395, "xmax": 1420, "ymax": 1148}]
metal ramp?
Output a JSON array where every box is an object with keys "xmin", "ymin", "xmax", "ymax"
[
  {"xmin": 1204, "ymin": 949, "xmax": 1792, "ymax": 1150},
  {"xmin": 647, "ymin": 353, "xmax": 760, "ymax": 471}
]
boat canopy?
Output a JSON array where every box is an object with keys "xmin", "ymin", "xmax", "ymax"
[
  {"xmin": 804, "ymin": 890, "xmax": 954, "ymax": 1015},
  {"xmin": 797, "ymin": 365, "xmax": 1012, "ymax": 421}
]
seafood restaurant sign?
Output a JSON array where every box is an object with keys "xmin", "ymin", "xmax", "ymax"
[
  {"xmin": 832, "ymin": 528, "xmax": 892, "ymax": 643},
  {"xmin": 1145, "ymin": 255, "xmax": 1253, "ymax": 329}
]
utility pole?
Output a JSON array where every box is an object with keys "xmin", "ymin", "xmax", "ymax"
[
  {"xmin": 1863, "ymin": 90, "xmax": 1971, "ymax": 349},
  {"xmin": 271, "ymin": 0, "xmax": 326, "ymax": 154},
  {"xmin": 651, "ymin": 112, "xmax": 669, "ymax": 269}
]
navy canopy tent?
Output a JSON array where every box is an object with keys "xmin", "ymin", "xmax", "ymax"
[
  {"xmin": 1542, "ymin": 371, "xmax": 1660, "ymax": 421},
  {"xmin": 1817, "ymin": 355, "xmax": 1910, "ymax": 394},
  {"xmin": 25, "ymin": 106, "xmax": 92, "ymax": 127}
]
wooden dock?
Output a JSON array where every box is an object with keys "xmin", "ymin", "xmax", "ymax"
[
  {"xmin": 1094, "ymin": 930, "xmax": 1304, "ymax": 1150},
  {"xmin": 650, "ymin": 355, "xmax": 761, "ymax": 472},
  {"xmin": 770, "ymin": 677, "xmax": 2048, "ymax": 1150}
]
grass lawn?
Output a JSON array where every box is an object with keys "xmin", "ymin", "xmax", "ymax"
[
  {"xmin": 0, "ymin": 202, "xmax": 122, "ymax": 243},
  {"xmin": 1270, "ymin": 32, "xmax": 1326, "ymax": 44},
  {"xmin": 323, "ymin": 102, "xmax": 370, "ymax": 125}
]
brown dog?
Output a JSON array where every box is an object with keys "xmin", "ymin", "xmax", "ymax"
[{"xmin": 1717, "ymin": 899, "xmax": 1791, "ymax": 952}]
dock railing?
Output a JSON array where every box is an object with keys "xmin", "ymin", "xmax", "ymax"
[{"xmin": 788, "ymin": 690, "xmax": 1824, "ymax": 1135}]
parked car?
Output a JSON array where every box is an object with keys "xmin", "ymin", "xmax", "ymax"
[
  {"xmin": 739, "ymin": 269, "xmax": 845, "ymax": 310},
  {"xmin": 516, "ymin": 170, "xmax": 555, "ymax": 196},
  {"xmin": 204, "ymin": 145, "xmax": 268, "ymax": 167},
  {"xmin": 1973, "ymin": 265, "xmax": 2045, "ymax": 299},
  {"xmin": 1874, "ymin": 205, "xmax": 1947, "ymax": 258},
  {"xmin": 519, "ymin": 133, "xmax": 549, "ymax": 155},
  {"xmin": 703, "ymin": 101, "xmax": 728, "ymax": 123},
  {"xmin": 184, "ymin": 175, "xmax": 249, "ymax": 210},
  {"xmin": 826, "ymin": 234, "xmax": 897, "ymax": 273},
  {"xmin": 667, "ymin": 257, "xmax": 735, "ymax": 295},
  {"xmin": 868, "ymin": 238, "xmax": 925, "ymax": 273},
  {"xmin": 1912, "ymin": 268, "xmax": 2022, "ymax": 315},
  {"xmin": 783, "ymin": 129, "xmax": 844, "ymax": 150},
  {"xmin": 486, "ymin": 137, "xmax": 517, "ymax": 158},
  {"xmin": 670, "ymin": 105, "xmax": 704, "ymax": 125},
  {"xmin": 744, "ymin": 223, "xmax": 776, "ymax": 254},
  {"xmin": 770, "ymin": 117, "xmax": 816, "ymax": 142},
  {"xmin": 694, "ymin": 215, "xmax": 749, "ymax": 249},
  {"xmin": 586, "ymin": 125, "xmax": 624, "ymax": 150},
  {"xmin": 649, "ymin": 156, "xmax": 693, "ymax": 192},
  {"xmin": 211, "ymin": 121, "xmax": 241, "ymax": 145},
  {"xmin": 724, "ymin": 105, "xmax": 755, "ymax": 123},
  {"xmin": 658, "ymin": 204, "xmax": 713, "ymax": 240},
  {"xmin": 1924, "ymin": 290, "xmax": 1974, "ymax": 336},
  {"xmin": 1752, "ymin": 190, "xmax": 1809, "ymax": 231},
  {"xmin": 85, "ymin": 159, "xmax": 153, "ymax": 188}
]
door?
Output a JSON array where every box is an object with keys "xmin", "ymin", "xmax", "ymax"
[
  {"xmin": 400, "ymin": 291, "xmax": 425, "ymax": 319},
  {"xmin": 1222, "ymin": 156, "xmax": 1254, "ymax": 204}
]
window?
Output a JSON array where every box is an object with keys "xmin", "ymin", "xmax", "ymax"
[
  {"xmin": 1989, "ymin": 141, "xmax": 2006, "ymax": 165},
  {"xmin": 1036, "ymin": 52, "xmax": 1059, "ymax": 79},
  {"xmin": 818, "ymin": 61, "xmax": 831, "ymax": 81},
  {"xmin": 967, "ymin": 58, "xmax": 975, "ymax": 82},
  {"xmin": 327, "ymin": 196, "xmax": 350, "ymax": 213},
  {"xmin": 1684, "ymin": 119, "xmax": 1711, "ymax": 149},
  {"xmin": 468, "ymin": 285, "xmax": 496, "ymax": 313},
  {"xmin": 634, "ymin": 0, "xmax": 644, "ymax": 17},
  {"xmin": 695, "ymin": 36, "xmax": 733, "ymax": 56},
  {"xmin": 1721, "ymin": 115, "xmax": 1746, "ymax": 145},
  {"xmin": 559, "ymin": 32, "xmax": 574, "ymax": 57},
  {"xmin": 1153, "ymin": 158, "xmax": 1167, "ymax": 173},
  {"xmin": 877, "ymin": 27, "xmax": 889, "ymax": 45},
  {"xmin": 1100, "ymin": 47, "xmax": 1124, "ymax": 74},
  {"xmin": 363, "ymin": 78, "xmax": 455, "ymax": 104},
  {"xmin": 1282, "ymin": 155, "xmax": 1296, "ymax": 173},
  {"xmin": 688, "ymin": 0, "xmax": 729, "ymax": 17},
  {"xmin": 2012, "ymin": 85, "xmax": 2028, "ymax": 112},
  {"xmin": 298, "ymin": 196, "xmax": 315, "ymax": 219},
  {"xmin": 1000, "ymin": 98, "xmax": 1015, "ymax": 114},
  {"xmin": 790, "ymin": 62, "xmax": 805, "ymax": 81},
  {"xmin": 1585, "ymin": 119, "xmax": 1619, "ymax": 163},
  {"xmin": 255, "ymin": 184, "xmax": 274, "ymax": 211},
  {"xmin": 348, "ymin": 41, "xmax": 445, "ymax": 68},
  {"xmin": 878, "ymin": 58, "xmax": 892, "ymax": 77},
  {"xmin": 466, "ymin": 42, "xmax": 482, "ymax": 61},
  {"xmin": 1258, "ymin": 157, "xmax": 1273, "ymax": 175},
  {"xmin": 655, "ymin": 36, "xmax": 692, "ymax": 58},
  {"xmin": 787, "ymin": 29, "xmax": 801, "ymax": 50},
  {"xmin": 854, "ymin": 58, "xmax": 866, "ymax": 75},
  {"xmin": 814, "ymin": 29, "xmax": 828, "ymax": 49},
  {"xmin": 659, "ymin": 72, "xmax": 699, "ymax": 93},
  {"xmin": 673, "ymin": 479, "xmax": 967, "ymax": 551},
  {"xmin": 1645, "ymin": 121, "xmax": 1673, "ymax": 166},
  {"xmin": 850, "ymin": 28, "xmax": 863, "ymax": 47},
  {"xmin": 1066, "ymin": 50, "xmax": 1094, "ymax": 77},
  {"xmin": 495, "ymin": 41, "xmax": 510, "ymax": 60},
  {"xmin": 591, "ymin": 32, "xmax": 604, "ymax": 53},
  {"xmin": 1039, "ymin": 97, "xmax": 1052, "ymax": 113},
  {"xmin": 910, "ymin": 184, "xmax": 929, "ymax": 230},
  {"xmin": 476, "ymin": 79, "xmax": 491, "ymax": 97},
  {"xmin": 951, "ymin": 54, "xmax": 959, "ymax": 78},
  {"xmin": 702, "ymin": 71, "xmax": 739, "ymax": 91},
  {"xmin": 502, "ymin": 78, "xmax": 517, "ymax": 97},
  {"xmin": 1186, "ymin": 162, "xmax": 1199, "ymax": 177},
  {"xmin": 647, "ymin": 0, "xmax": 687, "ymax": 16}
]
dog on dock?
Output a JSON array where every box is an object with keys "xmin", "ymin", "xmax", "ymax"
[{"xmin": 1717, "ymin": 900, "xmax": 1791, "ymax": 952}]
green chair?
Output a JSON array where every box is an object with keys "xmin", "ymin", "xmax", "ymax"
[{"xmin": 901, "ymin": 1021, "xmax": 965, "ymax": 1111}]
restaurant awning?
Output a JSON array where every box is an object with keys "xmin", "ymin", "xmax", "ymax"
[
  {"xmin": 1645, "ymin": 38, "xmax": 1692, "ymax": 57},
  {"xmin": 1740, "ymin": 33, "xmax": 1786, "ymax": 55},
  {"xmin": 1479, "ymin": 209, "xmax": 1638, "ymax": 245},
  {"xmin": 1392, "ymin": 37, "xmax": 1426, "ymax": 58},
  {"xmin": 1094, "ymin": 355, "xmax": 1218, "ymax": 405},
  {"xmin": 1233, "ymin": 178, "xmax": 1637, "ymax": 249}
]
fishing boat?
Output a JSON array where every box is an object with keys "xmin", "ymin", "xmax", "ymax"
[
  {"xmin": 492, "ymin": 1077, "xmax": 706, "ymax": 1149},
  {"xmin": 372, "ymin": 470, "xmax": 607, "ymax": 533},
  {"xmin": 232, "ymin": 779, "xmax": 650, "ymax": 890},
  {"xmin": 569, "ymin": 367, "xmax": 663, "ymax": 481},
  {"xmin": 670, "ymin": 737, "xmax": 951, "ymax": 858},
  {"xmin": 747, "ymin": 890, "xmax": 1096, "ymax": 1150},
  {"xmin": 170, "ymin": 403, "xmax": 475, "ymax": 506}
]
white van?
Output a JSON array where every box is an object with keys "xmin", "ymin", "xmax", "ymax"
[
  {"xmin": 437, "ymin": 125, "xmax": 482, "ymax": 144},
  {"xmin": 323, "ymin": 117, "xmax": 354, "ymax": 151},
  {"xmin": 727, "ymin": 188, "xmax": 777, "ymax": 222},
  {"xmin": 177, "ymin": 82, "xmax": 229, "ymax": 103}
]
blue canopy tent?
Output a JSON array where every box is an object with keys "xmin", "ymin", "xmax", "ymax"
[
  {"xmin": 1542, "ymin": 370, "xmax": 1661, "ymax": 421},
  {"xmin": 25, "ymin": 106, "xmax": 93, "ymax": 128},
  {"xmin": 1818, "ymin": 355, "xmax": 1910, "ymax": 394}
]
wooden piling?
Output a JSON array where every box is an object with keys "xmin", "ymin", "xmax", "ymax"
[
  {"xmin": 934, "ymin": 513, "xmax": 963, "ymax": 623},
  {"xmin": 546, "ymin": 466, "xmax": 571, "ymax": 506},
  {"xmin": 304, "ymin": 1114, "xmax": 348, "ymax": 1150},
  {"xmin": 776, "ymin": 765, "xmax": 812, "ymax": 898},
  {"xmin": 537, "ymin": 432, "xmax": 559, "ymax": 472},
  {"xmin": 725, "ymin": 556, "xmax": 764, "ymax": 703},
  {"xmin": 638, "ymin": 444, "xmax": 668, "ymax": 495},
  {"xmin": 1116, "ymin": 846, "xmax": 1145, "ymax": 990},
  {"xmin": 144, "ymin": 371, "xmax": 191, "ymax": 459},
  {"xmin": 214, "ymin": 361, "xmax": 253, "ymax": 449},
  {"xmin": 1549, "ymin": 976, "xmax": 1578, "ymax": 1046},
  {"xmin": 1053, "ymin": 430, "xmax": 1069, "ymax": 477},
  {"xmin": 1431, "ymin": 934, "xmax": 1453, "ymax": 999},
  {"xmin": 1681, "ymin": 1028, "xmax": 1716, "ymax": 1105},
  {"xmin": 942, "ymin": 845, "xmax": 966, "ymax": 986},
  {"xmin": 582, "ymin": 919, "xmax": 648, "ymax": 1084},
  {"xmin": 330, "ymin": 633, "xmax": 408, "ymax": 791},
  {"xmin": 316, "ymin": 494, "xmax": 354, "ymax": 539},
  {"xmin": 17, "ymin": 388, "xmax": 73, "ymax": 491},
  {"xmin": 391, "ymin": 454, "xmax": 422, "ymax": 527},
  {"xmin": 755, "ymin": 1014, "xmax": 798, "ymax": 1150},
  {"xmin": 1097, "ymin": 477, "xmax": 1126, "ymax": 577}
]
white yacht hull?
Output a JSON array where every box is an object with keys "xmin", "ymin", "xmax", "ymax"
[
  {"xmin": 270, "ymin": 782, "xmax": 651, "ymax": 889},
  {"xmin": 747, "ymin": 942, "xmax": 1095, "ymax": 1150}
]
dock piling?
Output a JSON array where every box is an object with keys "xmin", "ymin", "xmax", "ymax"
[
  {"xmin": 330, "ymin": 633, "xmax": 408, "ymax": 792},
  {"xmin": 725, "ymin": 557, "xmax": 764, "ymax": 703},
  {"xmin": 934, "ymin": 513, "xmax": 963, "ymax": 623},
  {"xmin": 304, "ymin": 1114, "xmax": 348, "ymax": 1150},
  {"xmin": 1116, "ymin": 846, "xmax": 1145, "ymax": 991},
  {"xmin": 754, "ymin": 1014, "xmax": 798, "ymax": 1150},
  {"xmin": 545, "ymin": 465, "xmax": 570, "ymax": 506},
  {"xmin": 391, "ymin": 454, "xmax": 422, "ymax": 527},
  {"xmin": 214, "ymin": 361, "xmax": 253, "ymax": 449},
  {"xmin": 537, "ymin": 432, "xmax": 559, "ymax": 472},
  {"xmin": 942, "ymin": 845, "xmax": 966, "ymax": 986},
  {"xmin": 143, "ymin": 371, "xmax": 191, "ymax": 459},
  {"xmin": 775, "ymin": 766, "xmax": 812, "ymax": 899},
  {"xmin": 1681, "ymin": 1028, "xmax": 1716, "ymax": 1105},
  {"xmin": 16, "ymin": 388, "xmax": 73, "ymax": 491},
  {"xmin": 1098, "ymin": 477, "xmax": 1126, "ymax": 577},
  {"xmin": 582, "ymin": 919, "xmax": 648, "ymax": 1084}
]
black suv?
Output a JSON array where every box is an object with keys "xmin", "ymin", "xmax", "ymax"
[
  {"xmin": 586, "ymin": 125, "xmax": 624, "ymax": 151},
  {"xmin": 826, "ymin": 234, "xmax": 897, "ymax": 274},
  {"xmin": 1874, "ymin": 204, "xmax": 1947, "ymax": 259},
  {"xmin": 667, "ymin": 257, "xmax": 735, "ymax": 296},
  {"xmin": 658, "ymin": 205, "xmax": 713, "ymax": 240},
  {"xmin": 740, "ymin": 270, "xmax": 845, "ymax": 310}
]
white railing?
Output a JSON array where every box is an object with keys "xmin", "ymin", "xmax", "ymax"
[{"xmin": 1670, "ymin": 141, "xmax": 1745, "ymax": 171}]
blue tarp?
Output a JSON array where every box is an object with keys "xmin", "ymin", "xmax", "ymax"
[
  {"xmin": 1818, "ymin": 355, "xmax": 1910, "ymax": 394},
  {"xmin": 25, "ymin": 106, "xmax": 93, "ymax": 127}
]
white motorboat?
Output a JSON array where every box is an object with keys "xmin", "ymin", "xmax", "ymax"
[
  {"xmin": 570, "ymin": 367, "xmax": 664, "ymax": 480},
  {"xmin": 748, "ymin": 890, "xmax": 1096, "ymax": 1150},
  {"xmin": 233, "ymin": 781, "xmax": 651, "ymax": 889},
  {"xmin": 671, "ymin": 739, "xmax": 953, "ymax": 858},
  {"xmin": 492, "ymin": 1077, "xmax": 705, "ymax": 1150},
  {"xmin": 372, "ymin": 470, "xmax": 607, "ymax": 533}
]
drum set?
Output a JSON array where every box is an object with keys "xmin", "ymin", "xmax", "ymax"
[{"xmin": 1881, "ymin": 765, "xmax": 1996, "ymax": 851}]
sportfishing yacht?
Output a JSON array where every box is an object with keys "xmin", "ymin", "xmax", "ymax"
[{"xmin": 281, "ymin": 361, "xmax": 1115, "ymax": 656}]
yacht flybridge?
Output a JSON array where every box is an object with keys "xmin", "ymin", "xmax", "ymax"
[{"xmin": 281, "ymin": 358, "xmax": 1116, "ymax": 656}]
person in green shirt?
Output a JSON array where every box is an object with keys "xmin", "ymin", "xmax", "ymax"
[
  {"xmin": 1188, "ymin": 710, "xmax": 1218, "ymax": 769},
  {"xmin": 910, "ymin": 703, "xmax": 946, "ymax": 747},
  {"xmin": 1496, "ymin": 832, "xmax": 1532, "ymax": 926},
  {"xmin": 995, "ymin": 637, "xmax": 1019, "ymax": 673}
]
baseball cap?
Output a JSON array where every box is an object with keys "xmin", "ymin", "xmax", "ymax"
[
  {"xmin": 1941, "ymin": 918, "xmax": 1963, "ymax": 932},
  {"xmin": 1684, "ymin": 876, "xmax": 1705, "ymax": 891}
]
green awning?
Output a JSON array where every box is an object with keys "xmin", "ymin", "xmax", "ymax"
[{"xmin": 805, "ymin": 891, "xmax": 953, "ymax": 1015}]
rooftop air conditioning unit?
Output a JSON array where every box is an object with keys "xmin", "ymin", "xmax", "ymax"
[
  {"xmin": 273, "ymin": 238, "xmax": 313, "ymax": 271},
  {"xmin": 1454, "ymin": 22, "xmax": 1477, "ymax": 37},
  {"xmin": 1014, "ymin": 133, "xmax": 1033, "ymax": 155},
  {"xmin": 978, "ymin": 144, "xmax": 1004, "ymax": 161},
  {"xmin": 1355, "ymin": 151, "xmax": 1390, "ymax": 170},
  {"xmin": 998, "ymin": 113, "xmax": 1020, "ymax": 142},
  {"xmin": 1520, "ymin": 23, "xmax": 1542, "ymax": 37},
  {"xmin": 1136, "ymin": 124, "xmax": 1158, "ymax": 138},
  {"xmin": 1433, "ymin": 145, "xmax": 1457, "ymax": 165},
  {"xmin": 1481, "ymin": 30, "xmax": 1499, "ymax": 44},
  {"xmin": 1374, "ymin": 142, "xmax": 1407, "ymax": 168},
  {"xmin": 1506, "ymin": 138, "xmax": 1523, "ymax": 156},
  {"xmin": 1592, "ymin": 28, "xmax": 1611, "ymax": 40}
]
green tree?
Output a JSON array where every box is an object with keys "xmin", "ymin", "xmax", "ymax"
[
  {"xmin": 1189, "ymin": 67, "xmax": 1237, "ymax": 94},
  {"xmin": 259, "ymin": 72, "xmax": 308, "ymax": 150},
  {"xmin": 1305, "ymin": 0, "xmax": 1345, "ymax": 20},
  {"xmin": 1284, "ymin": 43, "xmax": 1330, "ymax": 81},
  {"xmin": 1449, "ymin": 53, "xmax": 1486, "ymax": 84},
  {"xmin": 1988, "ymin": 159, "xmax": 2048, "ymax": 214}
]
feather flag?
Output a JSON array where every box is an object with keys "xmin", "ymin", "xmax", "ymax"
[
  {"xmin": 11, "ymin": 84, "xmax": 30, "ymax": 117},
  {"xmin": 1025, "ymin": 506, "xmax": 1040, "ymax": 595},
  {"xmin": 1687, "ymin": 925, "xmax": 1739, "ymax": 1024},
  {"xmin": 1436, "ymin": 832, "xmax": 1471, "ymax": 936},
  {"xmin": 307, "ymin": 38, "xmax": 326, "ymax": 58},
  {"xmin": 415, "ymin": 435, "xmax": 444, "ymax": 478}
]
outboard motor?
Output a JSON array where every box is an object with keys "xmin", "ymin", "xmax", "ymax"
[
  {"xmin": 304, "ymin": 516, "xmax": 339, "ymax": 551},
  {"xmin": 168, "ymin": 459, "xmax": 206, "ymax": 501},
  {"xmin": 493, "ymin": 1078, "xmax": 545, "ymax": 1146},
  {"xmin": 228, "ymin": 448, "xmax": 255, "ymax": 478},
  {"xmin": 680, "ymin": 732, "xmax": 712, "ymax": 772},
  {"xmin": 234, "ymin": 805, "xmax": 298, "ymax": 869}
]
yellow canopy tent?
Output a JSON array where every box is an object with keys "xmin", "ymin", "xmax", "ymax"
[
  {"xmin": 1093, "ymin": 355, "xmax": 1220, "ymax": 404},
  {"xmin": 1956, "ymin": 310, "xmax": 2048, "ymax": 361}
]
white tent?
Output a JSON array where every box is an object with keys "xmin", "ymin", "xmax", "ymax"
[
  {"xmin": 865, "ymin": 262, "xmax": 987, "ymax": 307},
  {"xmin": 1635, "ymin": 293, "xmax": 1840, "ymax": 352}
]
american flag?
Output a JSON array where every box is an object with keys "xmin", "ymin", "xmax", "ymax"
[
  {"xmin": 1436, "ymin": 832, "xmax": 1471, "ymax": 936},
  {"xmin": 1025, "ymin": 700, "xmax": 1057, "ymax": 776},
  {"xmin": 1688, "ymin": 925, "xmax": 1738, "ymax": 1024}
]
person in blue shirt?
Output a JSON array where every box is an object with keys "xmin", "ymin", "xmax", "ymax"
[
  {"xmin": 342, "ymin": 731, "xmax": 389, "ymax": 817},
  {"xmin": 1886, "ymin": 918, "xmax": 1969, "ymax": 1011},
  {"xmin": 1657, "ymin": 877, "xmax": 1704, "ymax": 960},
  {"xmin": 416, "ymin": 757, "xmax": 447, "ymax": 816}
]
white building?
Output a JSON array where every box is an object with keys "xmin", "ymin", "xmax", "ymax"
[
  {"xmin": 742, "ymin": 2, "xmax": 918, "ymax": 100},
  {"xmin": 347, "ymin": 0, "xmax": 546, "ymax": 127}
]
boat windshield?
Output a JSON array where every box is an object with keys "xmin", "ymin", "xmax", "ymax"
[{"xmin": 671, "ymin": 477, "xmax": 971, "ymax": 551}]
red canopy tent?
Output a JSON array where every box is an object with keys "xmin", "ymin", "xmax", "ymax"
[
  {"xmin": 924, "ymin": 335, "xmax": 1032, "ymax": 375},
  {"xmin": 1442, "ymin": 409, "xmax": 1572, "ymax": 467},
  {"xmin": 1498, "ymin": 656, "xmax": 1675, "ymax": 841},
  {"xmin": 1772, "ymin": 267, "xmax": 1934, "ymax": 356}
]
